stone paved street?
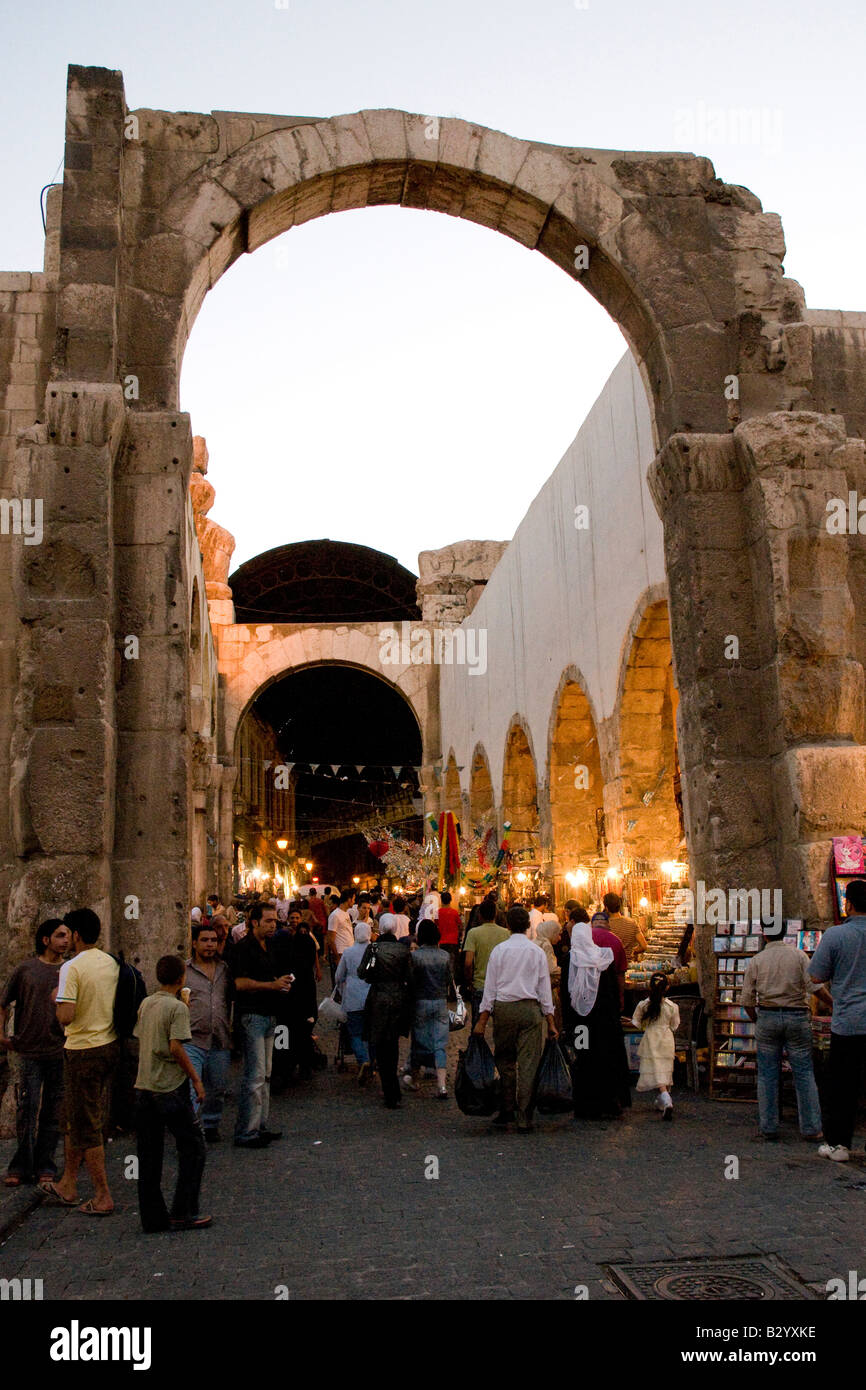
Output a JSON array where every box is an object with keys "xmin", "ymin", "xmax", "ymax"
[{"xmin": 1, "ymin": 1028, "xmax": 864, "ymax": 1302}]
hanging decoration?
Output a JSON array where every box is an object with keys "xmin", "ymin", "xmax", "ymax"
[
  {"xmin": 434, "ymin": 810, "xmax": 461, "ymax": 887},
  {"xmin": 364, "ymin": 827, "xmax": 426, "ymax": 886},
  {"xmin": 461, "ymin": 821, "xmax": 512, "ymax": 887}
]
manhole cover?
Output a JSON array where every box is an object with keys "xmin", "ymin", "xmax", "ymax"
[{"xmin": 607, "ymin": 1255, "xmax": 815, "ymax": 1301}]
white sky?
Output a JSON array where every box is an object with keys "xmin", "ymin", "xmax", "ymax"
[{"xmin": 2, "ymin": 0, "xmax": 864, "ymax": 573}]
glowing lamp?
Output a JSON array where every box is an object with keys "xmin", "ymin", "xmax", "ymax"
[
  {"xmin": 639, "ymin": 896, "xmax": 649, "ymax": 908},
  {"xmin": 276, "ymin": 838, "xmax": 288, "ymax": 851},
  {"xmin": 305, "ymin": 861, "xmax": 313, "ymax": 872},
  {"xmin": 576, "ymin": 868, "xmax": 589, "ymax": 886},
  {"xmin": 352, "ymin": 876, "xmax": 360, "ymax": 885}
]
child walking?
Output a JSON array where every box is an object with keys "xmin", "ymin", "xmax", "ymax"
[
  {"xmin": 632, "ymin": 972, "xmax": 680, "ymax": 1120},
  {"xmin": 134, "ymin": 955, "xmax": 210, "ymax": 1232}
]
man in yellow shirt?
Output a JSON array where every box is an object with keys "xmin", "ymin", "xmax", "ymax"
[{"xmin": 40, "ymin": 909, "xmax": 119, "ymax": 1216}]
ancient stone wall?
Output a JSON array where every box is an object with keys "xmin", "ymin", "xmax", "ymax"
[{"xmin": 5, "ymin": 62, "xmax": 866, "ymax": 1003}]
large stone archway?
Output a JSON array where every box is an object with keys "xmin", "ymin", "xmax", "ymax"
[
  {"xmin": 468, "ymin": 745, "xmax": 495, "ymax": 831},
  {"xmin": 501, "ymin": 720, "xmax": 540, "ymax": 858},
  {"xmin": 5, "ymin": 63, "xmax": 866, "ymax": 980},
  {"xmin": 548, "ymin": 669, "xmax": 604, "ymax": 888},
  {"xmin": 603, "ymin": 591, "xmax": 681, "ymax": 866}
]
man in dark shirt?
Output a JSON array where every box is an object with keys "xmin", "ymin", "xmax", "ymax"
[
  {"xmin": 0, "ymin": 919, "xmax": 70, "ymax": 1185},
  {"xmin": 230, "ymin": 902, "xmax": 292, "ymax": 1148},
  {"xmin": 185, "ymin": 924, "xmax": 233, "ymax": 1143}
]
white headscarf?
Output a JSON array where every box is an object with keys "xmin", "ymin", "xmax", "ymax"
[
  {"xmin": 190, "ymin": 907, "xmax": 202, "ymax": 923},
  {"xmin": 354, "ymin": 921, "xmax": 372, "ymax": 944},
  {"xmin": 568, "ymin": 921, "xmax": 614, "ymax": 1016},
  {"xmin": 417, "ymin": 891, "xmax": 440, "ymax": 923}
]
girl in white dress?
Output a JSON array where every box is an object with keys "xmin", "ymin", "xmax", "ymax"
[{"xmin": 632, "ymin": 972, "xmax": 680, "ymax": 1120}]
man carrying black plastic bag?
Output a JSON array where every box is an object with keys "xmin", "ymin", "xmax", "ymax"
[
  {"xmin": 532, "ymin": 1038, "xmax": 573, "ymax": 1113},
  {"xmin": 473, "ymin": 906, "xmax": 558, "ymax": 1132},
  {"xmin": 455, "ymin": 1033, "xmax": 500, "ymax": 1115}
]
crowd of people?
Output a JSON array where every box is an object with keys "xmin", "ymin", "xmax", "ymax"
[{"xmin": 1, "ymin": 878, "xmax": 865, "ymax": 1232}]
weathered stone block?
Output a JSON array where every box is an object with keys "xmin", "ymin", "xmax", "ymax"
[{"xmin": 775, "ymin": 743, "xmax": 866, "ymax": 842}]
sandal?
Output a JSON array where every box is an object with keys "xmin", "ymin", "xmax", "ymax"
[
  {"xmin": 78, "ymin": 1199, "xmax": 114, "ymax": 1216},
  {"xmin": 38, "ymin": 1181, "xmax": 78, "ymax": 1206}
]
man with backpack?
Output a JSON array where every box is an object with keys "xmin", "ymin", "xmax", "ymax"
[{"xmin": 41, "ymin": 909, "xmax": 119, "ymax": 1215}]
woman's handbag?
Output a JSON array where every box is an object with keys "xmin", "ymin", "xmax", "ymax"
[
  {"xmin": 358, "ymin": 943, "xmax": 379, "ymax": 983},
  {"xmin": 317, "ymin": 988, "xmax": 347, "ymax": 1030},
  {"xmin": 448, "ymin": 986, "xmax": 468, "ymax": 1031}
]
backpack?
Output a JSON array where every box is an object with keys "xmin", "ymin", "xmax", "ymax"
[{"xmin": 112, "ymin": 951, "xmax": 147, "ymax": 1039}]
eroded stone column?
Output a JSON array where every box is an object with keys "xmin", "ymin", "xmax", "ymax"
[
  {"xmin": 113, "ymin": 411, "xmax": 194, "ymax": 980},
  {"xmin": 651, "ymin": 413, "xmax": 866, "ymax": 990},
  {"xmin": 736, "ymin": 412, "xmax": 866, "ymax": 928},
  {"xmin": 649, "ymin": 431, "xmax": 781, "ymax": 991},
  {"xmin": 6, "ymin": 383, "xmax": 125, "ymax": 968}
]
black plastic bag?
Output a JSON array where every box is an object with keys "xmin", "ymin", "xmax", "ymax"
[
  {"xmin": 455, "ymin": 1033, "xmax": 500, "ymax": 1116},
  {"xmin": 532, "ymin": 1038, "xmax": 573, "ymax": 1114}
]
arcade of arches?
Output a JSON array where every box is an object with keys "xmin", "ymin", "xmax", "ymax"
[{"xmin": 4, "ymin": 66, "xmax": 866, "ymax": 1005}]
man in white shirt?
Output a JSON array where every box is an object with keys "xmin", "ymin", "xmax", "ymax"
[
  {"xmin": 527, "ymin": 895, "xmax": 557, "ymax": 942},
  {"xmin": 377, "ymin": 894, "xmax": 410, "ymax": 940},
  {"xmin": 474, "ymin": 906, "xmax": 558, "ymax": 1132},
  {"xmin": 326, "ymin": 890, "xmax": 356, "ymax": 978}
]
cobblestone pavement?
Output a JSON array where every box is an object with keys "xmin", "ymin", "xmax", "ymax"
[{"xmin": 1, "ymin": 1026, "xmax": 864, "ymax": 1302}]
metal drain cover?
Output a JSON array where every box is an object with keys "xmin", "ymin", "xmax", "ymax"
[{"xmin": 607, "ymin": 1255, "xmax": 815, "ymax": 1301}]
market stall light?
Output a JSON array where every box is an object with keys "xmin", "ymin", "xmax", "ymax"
[
  {"xmin": 516, "ymin": 871, "xmax": 527, "ymax": 883},
  {"xmin": 565, "ymin": 871, "xmax": 578, "ymax": 886},
  {"xmin": 459, "ymin": 886, "xmax": 467, "ymax": 895},
  {"xmin": 305, "ymin": 861, "xmax": 313, "ymax": 872},
  {"xmin": 352, "ymin": 876, "xmax": 360, "ymax": 885},
  {"xmin": 576, "ymin": 868, "xmax": 589, "ymax": 886},
  {"xmin": 639, "ymin": 896, "xmax": 649, "ymax": 908},
  {"xmin": 276, "ymin": 838, "xmax": 288, "ymax": 851}
]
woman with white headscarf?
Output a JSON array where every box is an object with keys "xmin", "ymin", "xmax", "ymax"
[
  {"xmin": 334, "ymin": 921, "xmax": 375, "ymax": 1083},
  {"xmin": 561, "ymin": 908, "xmax": 632, "ymax": 1120}
]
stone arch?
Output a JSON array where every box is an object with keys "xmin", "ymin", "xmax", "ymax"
[
  {"xmin": 113, "ymin": 106, "xmax": 809, "ymax": 446},
  {"xmin": 218, "ymin": 622, "xmax": 434, "ymax": 765},
  {"xmin": 501, "ymin": 718, "xmax": 540, "ymax": 856},
  {"xmin": 443, "ymin": 749, "xmax": 463, "ymax": 817},
  {"xmin": 547, "ymin": 668, "xmax": 604, "ymax": 885},
  {"xmin": 468, "ymin": 744, "xmax": 495, "ymax": 830},
  {"xmin": 608, "ymin": 588, "xmax": 681, "ymax": 863}
]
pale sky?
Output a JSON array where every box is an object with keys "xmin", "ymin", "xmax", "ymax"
[{"xmin": 2, "ymin": 0, "xmax": 863, "ymax": 573}]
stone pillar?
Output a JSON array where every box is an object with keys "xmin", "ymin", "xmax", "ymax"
[
  {"xmin": 113, "ymin": 412, "xmax": 194, "ymax": 979},
  {"xmin": 649, "ymin": 431, "xmax": 781, "ymax": 994},
  {"xmin": 650, "ymin": 413, "xmax": 866, "ymax": 994},
  {"xmin": 217, "ymin": 762, "xmax": 238, "ymax": 905},
  {"xmin": 54, "ymin": 66, "xmax": 124, "ymax": 384},
  {"xmin": 7, "ymin": 383, "xmax": 125, "ymax": 966},
  {"xmin": 735, "ymin": 413, "xmax": 866, "ymax": 928}
]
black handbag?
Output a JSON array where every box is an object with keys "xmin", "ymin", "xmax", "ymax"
[{"xmin": 358, "ymin": 942, "xmax": 379, "ymax": 983}]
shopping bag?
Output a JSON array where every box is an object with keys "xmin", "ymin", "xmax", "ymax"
[
  {"xmin": 455, "ymin": 1033, "xmax": 500, "ymax": 1115},
  {"xmin": 448, "ymin": 986, "xmax": 468, "ymax": 1031},
  {"xmin": 531, "ymin": 1038, "xmax": 573, "ymax": 1114},
  {"xmin": 317, "ymin": 989, "xmax": 347, "ymax": 1030}
]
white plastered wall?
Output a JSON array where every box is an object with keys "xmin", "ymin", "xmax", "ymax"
[{"xmin": 439, "ymin": 351, "xmax": 665, "ymax": 800}]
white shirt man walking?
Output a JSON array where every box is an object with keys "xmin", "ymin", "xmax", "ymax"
[{"xmin": 474, "ymin": 906, "xmax": 558, "ymax": 1132}]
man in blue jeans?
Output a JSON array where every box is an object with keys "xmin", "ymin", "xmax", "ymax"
[
  {"xmin": 230, "ymin": 902, "xmax": 292, "ymax": 1148},
  {"xmin": 741, "ymin": 920, "xmax": 830, "ymax": 1142},
  {"xmin": 185, "ymin": 923, "xmax": 233, "ymax": 1143},
  {"xmin": 811, "ymin": 878, "xmax": 866, "ymax": 1162},
  {"xmin": 0, "ymin": 919, "xmax": 71, "ymax": 1186}
]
